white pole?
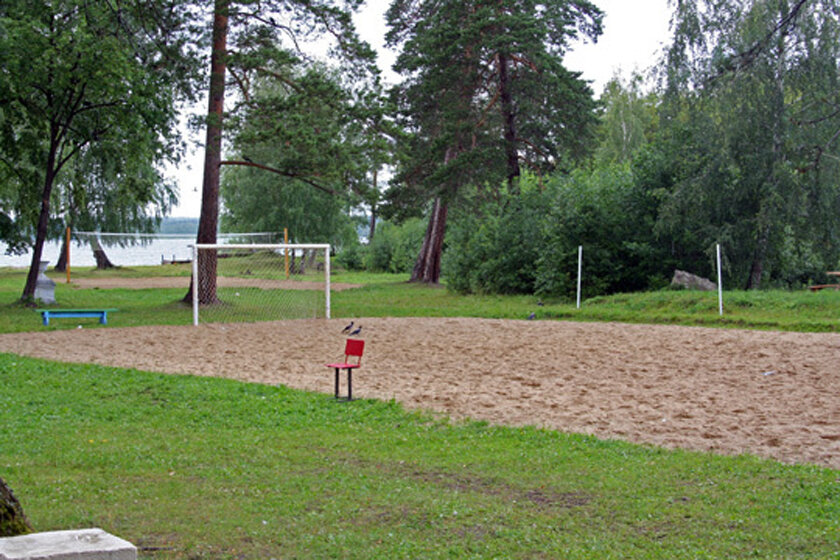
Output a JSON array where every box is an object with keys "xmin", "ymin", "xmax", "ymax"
[
  {"xmin": 576, "ymin": 245, "xmax": 583, "ymax": 309},
  {"xmin": 325, "ymin": 245, "xmax": 331, "ymax": 319},
  {"xmin": 717, "ymin": 243, "xmax": 723, "ymax": 316},
  {"xmin": 191, "ymin": 244, "xmax": 199, "ymax": 326}
]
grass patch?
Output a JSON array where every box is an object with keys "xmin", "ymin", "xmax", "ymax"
[
  {"xmin": 2, "ymin": 353, "xmax": 838, "ymax": 559},
  {"xmin": 2, "ymin": 265, "xmax": 840, "ymax": 333}
]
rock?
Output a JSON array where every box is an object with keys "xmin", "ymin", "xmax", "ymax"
[
  {"xmin": 0, "ymin": 478, "xmax": 31, "ymax": 537},
  {"xmin": 671, "ymin": 270, "xmax": 717, "ymax": 291}
]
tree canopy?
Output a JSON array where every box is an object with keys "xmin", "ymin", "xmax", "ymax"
[
  {"xmin": 0, "ymin": 0, "xmax": 200, "ymax": 301},
  {"xmin": 384, "ymin": 0, "xmax": 604, "ymax": 283}
]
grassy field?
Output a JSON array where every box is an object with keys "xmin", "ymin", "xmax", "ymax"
[
  {"xmin": 2, "ymin": 264, "xmax": 840, "ymax": 333},
  {"xmin": 2, "ymin": 354, "xmax": 838, "ymax": 559},
  {"xmin": 1, "ymin": 264, "xmax": 839, "ymax": 558}
]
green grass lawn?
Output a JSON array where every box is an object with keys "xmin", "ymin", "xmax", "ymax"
[
  {"xmin": 1, "ymin": 264, "xmax": 839, "ymax": 557},
  {"xmin": 3, "ymin": 264, "xmax": 839, "ymax": 334},
  {"xmin": 2, "ymin": 354, "xmax": 838, "ymax": 559}
]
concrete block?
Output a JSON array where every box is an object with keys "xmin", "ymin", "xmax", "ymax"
[{"xmin": 0, "ymin": 529, "xmax": 136, "ymax": 560}]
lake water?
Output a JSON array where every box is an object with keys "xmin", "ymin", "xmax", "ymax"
[{"xmin": 0, "ymin": 238, "xmax": 197, "ymax": 268}]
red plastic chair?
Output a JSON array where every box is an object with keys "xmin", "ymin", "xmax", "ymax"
[{"xmin": 326, "ymin": 339, "xmax": 364, "ymax": 400}]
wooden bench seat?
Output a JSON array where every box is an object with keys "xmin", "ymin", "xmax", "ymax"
[
  {"xmin": 808, "ymin": 284, "xmax": 840, "ymax": 292},
  {"xmin": 37, "ymin": 308, "xmax": 118, "ymax": 326}
]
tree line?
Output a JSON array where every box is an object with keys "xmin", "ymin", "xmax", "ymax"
[{"xmin": 2, "ymin": 0, "xmax": 839, "ymax": 305}]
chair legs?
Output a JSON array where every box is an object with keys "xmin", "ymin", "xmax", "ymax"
[{"xmin": 334, "ymin": 367, "xmax": 353, "ymax": 401}]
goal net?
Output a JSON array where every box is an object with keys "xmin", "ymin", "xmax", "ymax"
[
  {"xmin": 71, "ymin": 231, "xmax": 278, "ymax": 268},
  {"xmin": 191, "ymin": 243, "xmax": 330, "ymax": 325}
]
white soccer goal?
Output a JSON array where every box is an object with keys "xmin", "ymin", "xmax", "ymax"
[{"xmin": 191, "ymin": 243, "xmax": 331, "ymax": 325}]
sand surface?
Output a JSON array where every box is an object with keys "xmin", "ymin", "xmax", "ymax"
[{"xmin": 2, "ymin": 317, "xmax": 839, "ymax": 470}]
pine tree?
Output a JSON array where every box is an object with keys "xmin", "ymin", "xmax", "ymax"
[{"xmin": 385, "ymin": 0, "xmax": 603, "ymax": 283}]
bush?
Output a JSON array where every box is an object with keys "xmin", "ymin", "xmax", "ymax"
[
  {"xmin": 444, "ymin": 166, "xmax": 671, "ymax": 297},
  {"xmin": 444, "ymin": 184, "xmax": 545, "ymax": 294},
  {"xmin": 336, "ymin": 219, "xmax": 426, "ymax": 274},
  {"xmin": 335, "ymin": 242, "xmax": 365, "ymax": 271}
]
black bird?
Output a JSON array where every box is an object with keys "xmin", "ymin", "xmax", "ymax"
[
  {"xmin": 349, "ymin": 326, "xmax": 362, "ymax": 336},
  {"xmin": 537, "ymin": 300, "xmax": 544, "ymax": 307},
  {"xmin": 341, "ymin": 321, "xmax": 354, "ymax": 334},
  {"xmin": 243, "ymin": 155, "xmax": 254, "ymax": 163},
  {"xmin": 527, "ymin": 312, "xmax": 536, "ymax": 320}
]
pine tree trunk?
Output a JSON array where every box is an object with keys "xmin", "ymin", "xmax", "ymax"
[
  {"xmin": 368, "ymin": 169, "xmax": 378, "ymax": 241},
  {"xmin": 498, "ymin": 52, "xmax": 520, "ymax": 189},
  {"xmin": 185, "ymin": 0, "xmax": 229, "ymax": 304},
  {"xmin": 746, "ymin": 223, "xmax": 771, "ymax": 290},
  {"xmin": 0, "ymin": 477, "xmax": 32, "ymax": 537},
  {"xmin": 410, "ymin": 197, "xmax": 448, "ymax": 284}
]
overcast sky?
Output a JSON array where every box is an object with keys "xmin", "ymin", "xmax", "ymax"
[{"xmin": 169, "ymin": 0, "xmax": 673, "ymax": 217}]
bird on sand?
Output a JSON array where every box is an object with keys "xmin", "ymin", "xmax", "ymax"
[
  {"xmin": 527, "ymin": 312, "xmax": 536, "ymax": 320},
  {"xmin": 341, "ymin": 321, "xmax": 354, "ymax": 333},
  {"xmin": 349, "ymin": 326, "xmax": 362, "ymax": 336}
]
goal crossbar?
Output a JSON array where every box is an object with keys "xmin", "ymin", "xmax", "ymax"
[{"xmin": 191, "ymin": 243, "xmax": 331, "ymax": 325}]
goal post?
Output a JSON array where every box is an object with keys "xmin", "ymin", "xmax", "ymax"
[{"xmin": 191, "ymin": 243, "xmax": 330, "ymax": 326}]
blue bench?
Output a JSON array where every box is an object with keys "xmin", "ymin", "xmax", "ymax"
[{"xmin": 38, "ymin": 308, "xmax": 118, "ymax": 326}]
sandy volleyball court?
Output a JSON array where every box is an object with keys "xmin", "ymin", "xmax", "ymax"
[{"xmin": 1, "ymin": 317, "xmax": 839, "ymax": 469}]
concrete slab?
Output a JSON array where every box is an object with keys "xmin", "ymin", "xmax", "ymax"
[{"xmin": 0, "ymin": 529, "xmax": 136, "ymax": 560}]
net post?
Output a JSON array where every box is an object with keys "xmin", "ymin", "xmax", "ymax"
[
  {"xmin": 717, "ymin": 243, "xmax": 723, "ymax": 316},
  {"xmin": 191, "ymin": 244, "xmax": 199, "ymax": 326},
  {"xmin": 325, "ymin": 245, "xmax": 331, "ymax": 319},
  {"xmin": 284, "ymin": 228, "xmax": 289, "ymax": 279},
  {"xmin": 576, "ymin": 245, "xmax": 583, "ymax": 309}
]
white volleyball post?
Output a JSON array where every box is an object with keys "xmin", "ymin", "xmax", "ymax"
[
  {"xmin": 576, "ymin": 245, "xmax": 583, "ymax": 309},
  {"xmin": 191, "ymin": 244, "xmax": 199, "ymax": 326},
  {"xmin": 716, "ymin": 243, "xmax": 724, "ymax": 316}
]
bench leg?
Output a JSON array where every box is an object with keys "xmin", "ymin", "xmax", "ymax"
[
  {"xmin": 42, "ymin": 313, "xmax": 50, "ymax": 326},
  {"xmin": 347, "ymin": 369, "xmax": 352, "ymax": 401},
  {"xmin": 100, "ymin": 312, "xmax": 107, "ymax": 325},
  {"xmin": 335, "ymin": 368, "xmax": 340, "ymax": 398}
]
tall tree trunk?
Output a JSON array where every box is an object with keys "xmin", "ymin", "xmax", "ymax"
[
  {"xmin": 498, "ymin": 52, "xmax": 520, "ymax": 189},
  {"xmin": 21, "ymin": 139, "xmax": 59, "ymax": 303},
  {"xmin": 54, "ymin": 233, "xmax": 68, "ymax": 272},
  {"xmin": 410, "ymin": 197, "xmax": 448, "ymax": 284},
  {"xmin": 91, "ymin": 237, "xmax": 115, "ymax": 269},
  {"xmin": 411, "ymin": 146, "xmax": 458, "ymax": 284},
  {"xmin": 746, "ymin": 223, "xmax": 771, "ymax": 290},
  {"xmin": 185, "ymin": 0, "xmax": 229, "ymax": 304},
  {"xmin": 0, "ymin": 476, "xmax": 32, "ymax": 537}
]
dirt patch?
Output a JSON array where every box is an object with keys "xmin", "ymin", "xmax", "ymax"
[
  {"xmin": 68, "ymin": 276, "xmax": 360, "ymax": 291},
  {"xmin": 1, "ymin": 317, "xmax": 838, "ymax": 469}
]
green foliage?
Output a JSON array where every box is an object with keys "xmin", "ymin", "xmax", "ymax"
[
  {"xmin": 595, "ymin": 73, "xmax": 659, "ymax": 164},
  {"xmin": 334, "ymin": 219, "xmax": 426, "ymax": 273},
  {"xmin": 0, "ymin": 0, "xmax": 200, "ymax": 298},
  {"xmin": 444, "ymin": 167, "xmax": 670, "ymax": 297},
  {"xmin": 220, "ymin": 60, "xmax": 388, "ymax": 248},
  {"xmin": 363, "ymin": 219, "xmax": 426, "ymax": 273},
  {"xmin": 658, "ymin": 0, "xmax": 840, "ymax": 289},
  {"xmin": 444, "ymin": 184, "xmax": 545, "ymax": 294},
  {"xmin": 382, "ymin": 0, "xmax": 603, "ymax": 282}
]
